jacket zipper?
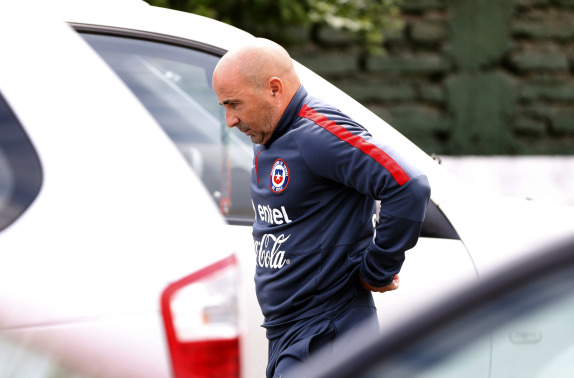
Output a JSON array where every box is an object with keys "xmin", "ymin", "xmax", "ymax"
[{"xmin": 255, "ymin": 149, "xmax": 264, "ymax": 185}]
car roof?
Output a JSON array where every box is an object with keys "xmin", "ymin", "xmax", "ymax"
[{"xmin": 52, "ymin": 0, "xmax": 254, "ymax": 52}]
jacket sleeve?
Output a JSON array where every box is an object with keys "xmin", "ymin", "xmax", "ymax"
[
  {"xmin": 361, "ymin": 175, "xmax": 430, "ymax": 287},
  {"xmin": 297, "ymin": 105, "xmax": 431, "ymax": 287}
]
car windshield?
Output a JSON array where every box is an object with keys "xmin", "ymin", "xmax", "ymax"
[{"xmin": 80, "ymin": 33, "xmax": 254, "ymax": 218}]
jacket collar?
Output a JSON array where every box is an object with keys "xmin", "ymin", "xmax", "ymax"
[{"xmin": 265, "ymin": 85, "xmax": 308, "ymax": 148}]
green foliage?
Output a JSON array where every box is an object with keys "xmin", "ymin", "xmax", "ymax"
[
  {"xmin": 307, "ymin": 0, "xmax": 403, "ymax": 55},
  {"xmin": 143, "ymin": 0, "xmax": 403, "ymax": 54}
]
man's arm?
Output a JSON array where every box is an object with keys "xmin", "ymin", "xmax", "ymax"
[
  {"xmin": 360, "ymin": 174, "xmax": 431, "ymax": 289},
  {"xmin": 297, "ymin": 103, "xmax": 431, "ymax": 289}
]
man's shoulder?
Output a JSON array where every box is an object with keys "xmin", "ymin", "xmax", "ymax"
[
  {"xmin": 295, "ymin": 97, "xmax": 370, "ymax": 139},
  {"xmin": 301, "ymin": 96, "xmax": 344, "ymax": 119},
  {"xmin": 293, "ymin": 97, "xmax": 344, "ymax": 131}
]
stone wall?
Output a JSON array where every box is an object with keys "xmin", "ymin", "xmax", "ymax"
[{"xmin": 288, "ymin": 0, "xmax": 574, "ymax": 155}]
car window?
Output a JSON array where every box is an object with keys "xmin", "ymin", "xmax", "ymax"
[
  {"xmin": 0, "ymin": 92, "xmax": 43, "ymax": 232},
  {"xmin": 363, "ymin": 258, "xmax": 574, "ymax": 378},
  {"xmin": 419, "ymin": 201, "xmax": 459, "ymax": 239},
  {"xmin": 79, "ymin": 32, "xmax": 254, "ymax": 219}
]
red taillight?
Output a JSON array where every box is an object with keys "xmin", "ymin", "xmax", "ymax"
[{"xmin": 161, "ymin": 255, "xmax": 240, "ymax": 378}]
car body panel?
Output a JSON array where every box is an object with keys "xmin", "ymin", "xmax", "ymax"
[
  {"xmin": 440, "ymin": 191, "xmax": 574, "ymax": 275},
  {"xmin": 375, "ymin": 237, "xmax": 476, "ymax": 333},
  {"xmin": 0, "ymin": 3, "xmax": 233, "ymax": 377}
]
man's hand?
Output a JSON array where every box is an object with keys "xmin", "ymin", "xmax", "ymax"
[{"xmin": 360, "ymin": 274, "xmax": 399, "ymax": 293}]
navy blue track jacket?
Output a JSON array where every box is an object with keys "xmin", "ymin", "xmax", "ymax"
[{"xmin": 251, "ymin": 86, "xmax": 431, "ymax": 331}]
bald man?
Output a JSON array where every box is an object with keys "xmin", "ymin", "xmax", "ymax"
[{"xmin": 213, "ymin": 38, "xmax": 430, "ymax": 377}]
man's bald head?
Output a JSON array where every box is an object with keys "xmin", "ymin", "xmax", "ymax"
[
  {"xmin": 213, "ymin": 38, "xmax": 300, "ymax": 91},
  {"xmin": 212, "ymin": 39, "xmax": 301, "ymax": 145}
]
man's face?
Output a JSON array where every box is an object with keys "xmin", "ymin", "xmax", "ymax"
[{"xmin": 213, "ymin": 73, "xmax": 277, "ymax": 145}]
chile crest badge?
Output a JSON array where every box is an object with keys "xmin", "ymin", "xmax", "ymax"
[{"xmin": 270, "ymin": 159, "xmax": 289, "ymax": 193}]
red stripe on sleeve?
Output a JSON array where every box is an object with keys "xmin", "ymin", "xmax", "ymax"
[{"xmin": 298, "ymin": 104, "xmax": 410, "ymax": 186}]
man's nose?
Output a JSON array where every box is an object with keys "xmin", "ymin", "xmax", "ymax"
[{"xmin": 226, "ymin": 113, "xmax": 239, "ymax": 128}]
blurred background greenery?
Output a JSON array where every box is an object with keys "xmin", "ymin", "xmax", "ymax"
[
  {"xmin": 144, "ymin": 0, "xmax": 574, "ymax": 157},
  {"xmin": 144, "ymin": 0, "xmax": 403, "ymax": 55}
]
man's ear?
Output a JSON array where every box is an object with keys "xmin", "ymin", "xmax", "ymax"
[{"xmin": 269, "ymin": 77, "xmax": 283, "ymax": 98}]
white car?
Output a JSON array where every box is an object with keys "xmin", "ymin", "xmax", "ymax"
[{"xmin": 0, "ymin": 1, "xmax": 573, "ymax": 377}]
